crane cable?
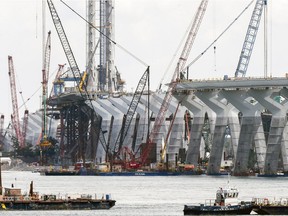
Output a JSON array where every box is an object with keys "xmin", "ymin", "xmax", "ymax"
[
  {"xmin": 183, "ymin": 0, "xmax": 254, "ymax": 73},
  {"xmin": 157, "ymin": 14, "xmax": 196, "ymax": 90},
  {"xmin": 60, "ymin": 0, "xmax": 148, "ymax": 68}
]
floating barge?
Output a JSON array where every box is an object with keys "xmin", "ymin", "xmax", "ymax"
[
  {"xmin": 0, "ymin": 181, "xmax": 115, "ymax": 210},
  {"xmin": 252, "ymin": 197, "xmax": 288, "ymax": 215}
]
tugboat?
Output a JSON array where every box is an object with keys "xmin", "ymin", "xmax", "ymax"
[{"xmin": 183, "ymin": 184, "xmax": 252, "ymax": 215}]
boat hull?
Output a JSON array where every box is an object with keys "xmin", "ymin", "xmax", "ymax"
[
  {"xmin": 44, "ymin": 170, "xmax": 201, "ymax": 176},
  {"xmin": 183, "ymin": 204, "xmax": 253, "ymax": 215},
  {"xmin": 252, "ymin": 205, "xmax": 288, "ymax": 215},
  {"xmin": 0, "ymin": 199, "xmax": 116, "ymax": 210}
]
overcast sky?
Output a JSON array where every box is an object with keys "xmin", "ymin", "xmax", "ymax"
[{"xmin": 1, "ymin": 0, "xmax": 288, "ymax": 125}]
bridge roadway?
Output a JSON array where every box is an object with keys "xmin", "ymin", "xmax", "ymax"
[{"xmin": 175, "ymin": 76, "xmax": 288, "ymax": 175}]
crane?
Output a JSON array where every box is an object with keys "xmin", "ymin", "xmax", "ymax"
[
  {"xmin": 47, "ymin": 0, "xmax": 107, "ymax": 155},
  {"xmin": 22, "ymin": 109, "xmax": 29, "ymax": 145},
  {"xmin": 49, "ymin": 64, "xmax": 65, "ymax": 98},
  {"xmin": 8, "ymin": 56, "xmax": 25, "ymax": 148},
  {"xmin": 113, "ymin": 67, "xmax": 149, "ymax": 158},
  {"xmin": 0, "ymin": 115, "xmax": 4, "ymax": 148},
  {"xmin": 139, "ymin": 0, "xmax": 209, "ymax": 166},
  {"xmin": 40, "ymin": 31, "xmax": 52, "ymax": 147},
  {"xmin": 235, "ymin": 0, "xmax": 266, "ymax": 77},
  {"xmin": 159, "ymin": 102, "xmax": 180, "ymax": 165}
]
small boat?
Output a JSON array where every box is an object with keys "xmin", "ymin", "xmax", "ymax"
[{"xmin": 183, "ymin": 183, "xmax": 252, "ymax": 215}]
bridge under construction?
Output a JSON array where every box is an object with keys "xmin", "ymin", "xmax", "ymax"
[{"xmin": 1, "ymin": 0, "xmax": 288, "ymax": 176}]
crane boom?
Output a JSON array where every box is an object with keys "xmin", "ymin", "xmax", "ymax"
[
  {"xmin": 140, "ymin": 0, "xmax": 208, "ymax": 165},
  {"xmin": 113, "ymin": 67, "xmax": 149, "ymax": 155},
  {"xmin": 235, "ymin": 0, "xmax": 266, "ymax": 77},
  {"xmin": 8, "ymin": 56, "xmax": 24, "ymax": 148},
  {"xmin": 22, "ymin": 109, "xmax": 29, "ymax": 145},
  {"xmin": 47, "ymin": 0, "xmax": 82, "ymax": 87},
  {"xmin": 0, "ymin": 115, "xmax": 4, "ymax": 142},
  {"xmin": 41, "ymin": 31, "xmax": 52, "ymax": 145}
]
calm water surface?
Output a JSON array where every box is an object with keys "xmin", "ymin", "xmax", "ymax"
[{"xmin": 1, "ymin": 171, "xmax": 287, "ymax": 215}]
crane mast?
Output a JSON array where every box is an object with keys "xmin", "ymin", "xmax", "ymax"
[
  {"xmin": 0, "ymin": 115, "xmax": 4, "ymax": 145},
  {"xmin": 8, "ymin": 56, "xmax": 25, "ymax": 148},
  {"xmin": 22, "ymin": 110, "xmax": 29, "ymax": 145},
  {"xmin": 113, "ymin": 67, "xmax": 149, "ymax": 156},
  {"xmin": 47, "ymin": 0, "xmax": 82, "ymax": 88},
  {"xmin": 235, "ymin": 0, "xmax": 266, "ymax": 77},
  {"xmin": 41, "ymin": 31, "xmax": 52, "ymax": 147},
  {"xmin": 140, "ymin": 0, "xmax": 208, "ymax": 165}
]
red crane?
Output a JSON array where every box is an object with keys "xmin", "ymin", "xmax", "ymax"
[
  {"xmin": 8, "ymin": 56, "xmax": 25, "ymax": 148},
  {"xmin": 140, "ymin": 0, "xmax": 209, "ymax": 165}
]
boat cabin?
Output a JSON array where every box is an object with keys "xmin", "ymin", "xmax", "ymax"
[
  {"xmin": 0, "ymin": 187, "xmax": 23, "ymax": 201},
  {"xmin": 215, "ymin": 187, "xmax": 239, "ymax": 206}
]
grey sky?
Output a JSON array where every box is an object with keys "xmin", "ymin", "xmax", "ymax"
[{"xmin": 0, "ymin": 0, "xmax": 288, "ymax": 125}]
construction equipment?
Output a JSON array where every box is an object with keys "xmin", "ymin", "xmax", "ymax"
[
  {"xmin": 113, "ymin": 67, "xmax": 149, "ymax": 159},
  {"xmin": 0, "ymin": 115, "xmax": 4, "ymax": 148},
  {"xmin": 8, "ymin": 56, "xmax": 25, "ymax": 148},
  {"xmin": 79, "ymin": 71, "xmax": 87, "ymax": 92},
  {"xmin": 40, "ymin": 31, "xmax": 52, "ymax": 147},
  {"xmin": 49, "ymin": 64, "xmax": 65, "ymax": 98},
  {"xmin": 159, "ymin": 102, "xmax": 180, "ymax": 164},
  {"xmin": 235, "ymin": 0, "xmax": 266, "ymax": 78},
  {"xmin": 47, "ymin": 0, "xmax": 107, "ymax": 157},
  {"xmin": 139, "ymin": 0, "xmax": 209, "ymax": 166}
]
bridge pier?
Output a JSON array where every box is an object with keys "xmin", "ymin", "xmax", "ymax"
[
  {"xmin": 221, "ymin": 90, "xmax": 266, "ymax": 175},
  {"xmin": 195, "ymin": 91, "xmax": 229, "ymax": 175},
  {"xmin": 174, "ymin": 94, "xmax": 207, "ymax": 167},
  {"xmin": 279, "ymin": 88, "xmax": 288, "ymax": 173},
  {"xmin": 249, "ymin": 89, "xmax": 287, "ymax": 175}
]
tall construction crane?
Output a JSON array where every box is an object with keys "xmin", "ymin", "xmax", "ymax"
[
  {"xmin": 40, "ymin": 31, "xmax": 52, "ymax": 147},
  {"xmin": 234, "ymin": 0, "xmax": 266, "ymax": 77},
  {"xmin": 46, "ymin": 0, "xmax": 107, "ymax": 154},
  {"xmin": 8, "ymin": 56, "xmax": 25, "ymax": 148},
  {"xmin": 22, "ymin": 110, "xmax": 29, "ymax": 145},
  {"xmin": 113, "ymin": 67, "xmax": 149, "ymax": 158},
  {"xmin": 19, "ymin": 91, "xmax": 29, "ymax": 145},
  {"xmin": 0, "ymin": 115, "xmax": 4, "ymax": 147},
  {"xmin": 140, "ymin": 0, "xmax": 209, "ymax": 165}
]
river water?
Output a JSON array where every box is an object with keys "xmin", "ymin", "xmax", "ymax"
[{"xmin": 0, "ymin": 171, "xmax": 287, "ymax": 215}]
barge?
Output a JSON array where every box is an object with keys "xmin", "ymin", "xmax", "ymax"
[
  {"xmin": 43, "ymin": 168, "xmax": 202, "ymax": 176},
  {"xmin": 0, "ymin": 181, "xmax": 115, "ymax": 210},
  {"xmin": 252, "ymin": 197, "xmax": 288, "ymax": 215}
]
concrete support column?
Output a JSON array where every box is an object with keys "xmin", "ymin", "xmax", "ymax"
[
  {"xmin": 195, "ymin": 91, "xmax": 229, "ymax": 175},
  {"xmin": 227, "ymin": 107, "xmax": 240, "ymax": 160},
  {"xmin": 279, "ymin": 88, "xmax": 288, "ymax": 172},
  {"xmin": 174, "ymin": 94, "xmax": 207, "ymax": 167},
  {"xmin": 249, "ymin": 89, "xmax": 287, "ymax": 175},
  {"xmin": 221, "ymin": 90, "xmax": 266, "ymax": 175}
]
